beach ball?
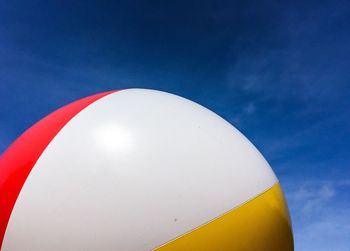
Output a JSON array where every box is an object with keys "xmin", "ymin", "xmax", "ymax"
[{"xmin": 0, "ymin": 89, "xmax": 293, "ymax": 250}]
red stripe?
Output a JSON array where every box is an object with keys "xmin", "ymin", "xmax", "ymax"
[{"xmin": 0, "ymin": 91, "xmax": 116, "ymax": 247}]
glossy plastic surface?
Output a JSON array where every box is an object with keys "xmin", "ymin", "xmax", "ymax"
[
  {"xmin": 0, "ymin": 91, "xmax": 114, "ymax": 248},
  {"xmin": 0, "ymin": 89, "xmax": 292, "ymax": 250},
  {"xmin": 155, "ymin": 183, "xmax": 294, "ymax": 251}
]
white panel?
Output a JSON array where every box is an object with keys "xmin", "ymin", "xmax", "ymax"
[{"xmin": 3, "ymin": 89, "xmax": 277, "ymax": 251}]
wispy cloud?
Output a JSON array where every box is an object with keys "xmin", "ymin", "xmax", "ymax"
[
  {"xmin": 293, "ymin": 183, "xmax": 335, "ymax": 213},
  {"xmin": 242, "ymin": 102, "xmax": 255, "ymax": 115},
  {"xmin": 285, "ymin": 180, "xmax": 350, "ymax": 251}
]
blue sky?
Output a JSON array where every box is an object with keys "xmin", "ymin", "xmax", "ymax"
[{"xmin": 0, "ymin": 1, "xmax": 349, "ymax": 250}]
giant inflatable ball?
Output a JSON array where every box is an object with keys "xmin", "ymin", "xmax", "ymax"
[{"xmin": 0, "ymin": 89, "xmax": 293, "ymax": 250}]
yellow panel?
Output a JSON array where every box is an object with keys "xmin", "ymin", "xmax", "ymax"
[{"xmin": 154, "ymin": 183, "xmax": 293, "ymax": 251}]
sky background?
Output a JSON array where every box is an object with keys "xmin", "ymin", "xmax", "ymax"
[{"xmin": 0, "ymin": 1, "xmax": 349, "ymax": 250}]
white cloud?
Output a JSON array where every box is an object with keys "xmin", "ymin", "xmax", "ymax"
[
  {"xmin": 299, "ymin": 184, "xmax": 335, "ymax": 213},
  {"xmin": 285, "ymin": 179, "xmax": 350, "ymax": 251},
  {"xmin": 294, "ymin": 184, "xmax": 335, "ymax": 213},
  {"xmin": 296, "ymin": 212, "xmax": 350, "ymax": 251}
]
